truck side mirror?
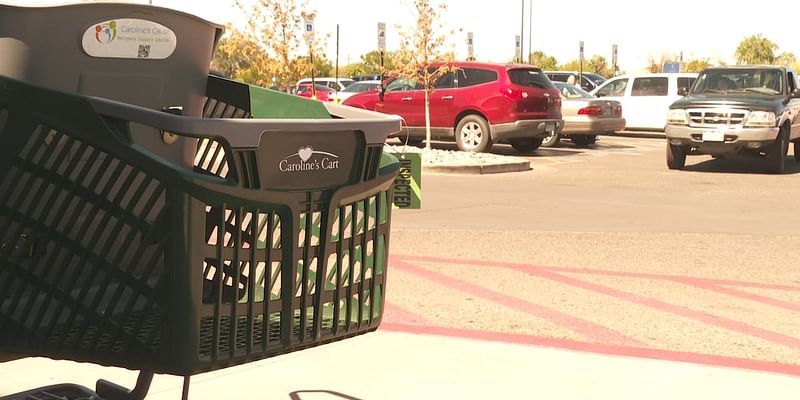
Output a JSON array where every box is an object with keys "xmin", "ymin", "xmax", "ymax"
[
  {"xmin": 678, "ymin": 87, "xmax": 689, "ymax": 96},
  {"xmin": 792, "ymin": 88, "xmax": 800, "ymax": 98}
]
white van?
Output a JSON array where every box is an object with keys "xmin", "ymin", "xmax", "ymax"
[
  {"xmin": 590, "ymin": 72, "xmax": 698, "ymax": 130},
  {"xmin": 296, "ymin": 77, "xmax": 354, "ymax": 92}
]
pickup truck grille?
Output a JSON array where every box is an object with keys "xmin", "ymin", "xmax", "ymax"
[{"xmin": 687, "ymin": 108, "xmax": 748, "ymax": 128}]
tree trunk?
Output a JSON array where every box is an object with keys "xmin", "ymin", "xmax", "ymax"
[{"xmin": 424, "ymin": 89, "xmax": 431, "ymax": 150}]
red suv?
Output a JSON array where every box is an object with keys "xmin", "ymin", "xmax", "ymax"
[{"xmin": 342, "ymin": 62, "xmax": 563, "ymax": 153}]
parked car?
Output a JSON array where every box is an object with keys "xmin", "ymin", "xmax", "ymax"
[
  {"xmin": 342, "ymin": 62, "xmax": 563, "ymax": 153},
  {"xmin": 337, "ymin": 80, "xmax": 382, "ymax": 102},
  {"xmin": 296, "ymin": 77, "xmax": 354, "ymax": 92},
  {"xmin": 665, "ymin": 65, "xmax": 800, "ymax": 173},
  {"xmin": 295, "ymin": 82, "xmax": 335, "ymax": 101},
  {"xmin": 590, "ymin": 72, "xmax": 698, "ymax": 130},
  {"xmin": 545, "ymin": 82, "xmax": 625, "ymax": 147},
  {"xmin": 352, "ymin": 74, "xmax": 382, "ymax": 82},
  {"xmin": 546, "ymin": 71, "xmax": 607, "ymax": 92}
]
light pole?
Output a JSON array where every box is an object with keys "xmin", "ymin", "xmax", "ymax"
[{"xmin": 519, "ymin": 0, "xmax": 524, "ymax": 63}]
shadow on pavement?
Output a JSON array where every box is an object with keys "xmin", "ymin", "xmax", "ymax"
[
  {"xmin": 684, "ymin": 156, "xmax": 800, "ymax": 175},
  {"xmin": 289, "ymin": 390, "xmax": 364, "ymax": 400}
]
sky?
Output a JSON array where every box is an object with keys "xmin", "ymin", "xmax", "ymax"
[{"xmin": 15, "ymin": 0, "xmax": 800, "ymax": 72}]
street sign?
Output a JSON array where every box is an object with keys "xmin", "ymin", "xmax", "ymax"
[
  {"xmin": 612, "ymin": 44, "xmax": 618, "ymax": 67},
  {"xmin": 377, "ymin": 22, "xmax": 386, "ymax": 51},
  {"xmin": 304, "ymin": 17, "xmax": 314, "ymax": 44},
  {"xmin": 467, "ymin": 32, "xmax": 474, "ymax": 60},
  {"xmin": 579, "ymin": 41, "xmax": 585, "ymax": 63},
  {"xmin": 663, "ymin": 62, "xmax": 681, "ymax": 73},
  {"xmin": 515, "ymin": 35, "xmax": 521, "ymax": 62}
]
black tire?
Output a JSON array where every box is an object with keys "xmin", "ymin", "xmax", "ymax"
[
  {"xmin": 455, "ymin": 115, "xmax": 492, "ymax": 153},
  {"xmin": 404, "ymin": 138, "xmax": 424, "ymax": 147},
  {"xmin": 571, "ymin": 135, "xmax": 595, "ymax": 147},
  {"xmin": 541, "ymin": 131, "xmax": 560, "ymax": 147},
  {"xmin": 767, "ymin": 127, "xmax": 789, "ymax": 174},
  {"xmin": 510, "ymin": 137, "xmax": 544, "ymax": 153},
  {"xmin": 666, "ymin": 143, "xmax": 686, "ymax": 170},
  {"xmin": 794, "ymin": 140, "xmax": 800, "ymax": 162}
]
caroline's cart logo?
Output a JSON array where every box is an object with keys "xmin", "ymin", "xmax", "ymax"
[
  {"xmin": 279, "ymin": 146, "xmax": 341, "ymax": 172},
  {"xmin": 95, "ymin": 21, "xmax": 117, "ymax": 44}
]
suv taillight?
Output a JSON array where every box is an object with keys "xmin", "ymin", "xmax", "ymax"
[
  {"xmin": 502, "ymin": 87, "xmax": 529, "ymax": 100},
  {"xmin": 578, "ymin": 105, "xmax": 603, "ymax": 116},
  {"xmin": 614, "ymin": 104, "xmax": 622, "ymax": 116}
]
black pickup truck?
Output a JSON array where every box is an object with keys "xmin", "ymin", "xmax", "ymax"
[{"xmin": 664, "ymin": 65, "xmax": 800, "ymax": 173}]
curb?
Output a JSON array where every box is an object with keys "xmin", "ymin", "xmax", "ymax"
[{"xmin": 423, "ymin": 160, "xmax": 531, "ymax": 175}]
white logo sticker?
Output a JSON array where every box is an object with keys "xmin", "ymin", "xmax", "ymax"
[
  {"xmin": 279, "ymin": 146, "xmax": 341, "ymax": 172},
  {"xmin": 81, "ymin": 18, "xmax": 177, "ymax": 60}
]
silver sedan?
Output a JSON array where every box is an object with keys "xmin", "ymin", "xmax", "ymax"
[{"xmin": 544, "ymin": 82, "xmax": 626, "ymax": 147}]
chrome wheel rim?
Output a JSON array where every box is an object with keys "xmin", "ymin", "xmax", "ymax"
[{"xmin": 459, "ymin": 122, "xmax": 483, "ymax": 150}]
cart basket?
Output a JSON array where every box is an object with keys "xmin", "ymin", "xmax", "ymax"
[{"xmin": 0, "ymin": 75, "xmax": 401, "ymax": 376}]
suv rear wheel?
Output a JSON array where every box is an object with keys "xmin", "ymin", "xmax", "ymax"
[
  {"xmin": 794, "ymin": 140, "xmax": 800, "ymax": 162},
  {"xmin": 455, "ymin": 115, "xmax": 492, "ymax": 153},
  {"xmin": 541, "ymin": 132, "xmax": 560, "ymax": 147}
]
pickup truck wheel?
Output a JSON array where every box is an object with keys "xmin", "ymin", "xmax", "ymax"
[
  {"xmin": 510, "ymin": 137, "xmax": 544, "ymax": 153},
  {"xmin": 794, "ymin": 140, "xmax": 800, "ymax": 162},
  {"xmin": 571, "ymin": 135, "xmax": 595, "ymax": 147},
  {"xmin": 541, "ymin": 131, "xmax": 560, "ymax": 147},
  {"xmin": 767, "ymin": 128, "xmax": 788, "ymax": 174},
  {"xmin": 666, "ymin": 143, "xmax": 686, "ymax": 170},
  {"xmin": 455, "ymin": 115, "xmax": 492, "ymax": 153}
]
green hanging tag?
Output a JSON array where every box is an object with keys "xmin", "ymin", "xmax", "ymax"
[{"xmin": 389, "ymin": 152, "xmax": 422, "ymax": 209}]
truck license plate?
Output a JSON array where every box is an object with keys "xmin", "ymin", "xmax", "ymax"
[{"xmin": 701, "ymin": 130, "xmax": 725, "ymax": 142}]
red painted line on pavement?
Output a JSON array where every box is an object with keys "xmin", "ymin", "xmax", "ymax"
[
  {"xmin": 380, "ymin": 322, "xmax": 800, "ymax": 378},
  {"xmin": 675, "ymin": 279, "xmax": 800, "ymax": 313},
  {"xmin": 383, "ymin": 302, "xmax": 431, "ymax": 325},
  {"xmin": 391, "ymin": 259, "xmax": 645, "ymax": 347},
  {"xmin": 392, "ymin": 255, "xmax": 800, "ymax": 292},
  {"xmin": 391, "ymin": 255, "xmax": 800, "ymax": 351}
]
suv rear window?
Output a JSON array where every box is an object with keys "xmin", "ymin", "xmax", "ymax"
[
  {"xmin": 507, "ymin": 69, "xmax": 554, "ymax": 88},
  {"xmin": 457, "ymin": 68, "xmax": 498, "ymax": 88}
]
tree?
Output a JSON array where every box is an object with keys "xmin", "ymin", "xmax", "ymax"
[
  {"xmin": 682, "ymin": 58, "xmax": 711, "ymax": 72},
  {"xmin": 735, "ymin": 34, "xmax": 777, "ymax": 65},
  {"xmin": 587, "ymin": 55, "xmax": 613, "ymax": 77},
  {"xmin": 224, "ymin": 0, "xmax": 327, "ymax": 89},
  {"xmin": 391, "ymin": 0, "xmax": 457, "ymax": 151},
  {"xmin": 775, "ymin": 51, "xmax": 797, "ymax": 67},
  {"xmin": 212, "ymin": 27, "xmax": 268, "ymax": 80},
  {"xmin": 558, "ymin": 59, "xmax": 581, "ymax": 71},
  {"xmin": 529, "ymin": 51, "xmax": 558, "ymax": 70}
]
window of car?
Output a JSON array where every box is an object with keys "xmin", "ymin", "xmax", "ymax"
[
  {"xmin": 677, "ymin": 77, "xmax": 695, "ymax": 93},
  {"xmin": 596, "ymin": 78, "xmax": 628, "ymax": 97},
  {"xmin": 547, "ymin": 73, "xmax": 569, "ymax": 83},
  {"xmin": 385, "ymin": 78, "xmax": 419, "ymax": 92},
  {"xmin": 631, "ymin": 77, "xmax": 668, "ymax": 96},
  {"xmin": 434, "ymin": 72, "xmax": 455, "ymax": 89},
  {"xmin": 507, "ymin": 68, "xmax": 554, "ymax": 88},
  {"xmin": 789, "ymin": 71, "xmax": 797, "ymax": 92},
  {"xmin": 456, "ymin": 68, "xmax": 498, "ymax": 88},
  {"xmin": 554, "ymin": 82, "xmax": 593, "ymax": 99},
  {"xmin": 343, "ymin": 82, "xmax": 379, "ymax": 93},
  {"xmin": 693, "ymin": 69, "xmax": 782, "ymax": 95}
]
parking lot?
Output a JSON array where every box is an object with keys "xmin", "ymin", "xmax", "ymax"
[{"xmin": 386, "ymin": 133, "xmax": 800, "ymax": 374}]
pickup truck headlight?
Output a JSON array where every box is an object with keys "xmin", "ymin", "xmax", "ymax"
[
  {"xmin": 666, "ymin": 109, "xmax": 688, "ymax": 125},
  {"xmin": 745, "ymin": 111, "xmax": 776, "ymax": 127}
]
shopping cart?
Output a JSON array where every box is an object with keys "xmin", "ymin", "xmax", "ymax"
[{"xmin": 0, "ymin": 3, "xmax": 401, "ymax": 399}]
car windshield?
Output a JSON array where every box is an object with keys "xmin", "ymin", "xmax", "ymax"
[
  {"xmin": 343, "ymin": 82, "xmax": 380, "ymax": 92},
  {"xmin": 692, "ymin": 69, "xmax": 783, "ymax": 95},
  {"xmin": 554, "ymin": 82, "xmax": 593, "ymax": 99},
  {"xmin": 584, "ymin": 73, "xmax": 607, "ymax": 85},
  {"xmin": 507, "ymin": 68, "xmax": 554, "ymax": 89}
]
